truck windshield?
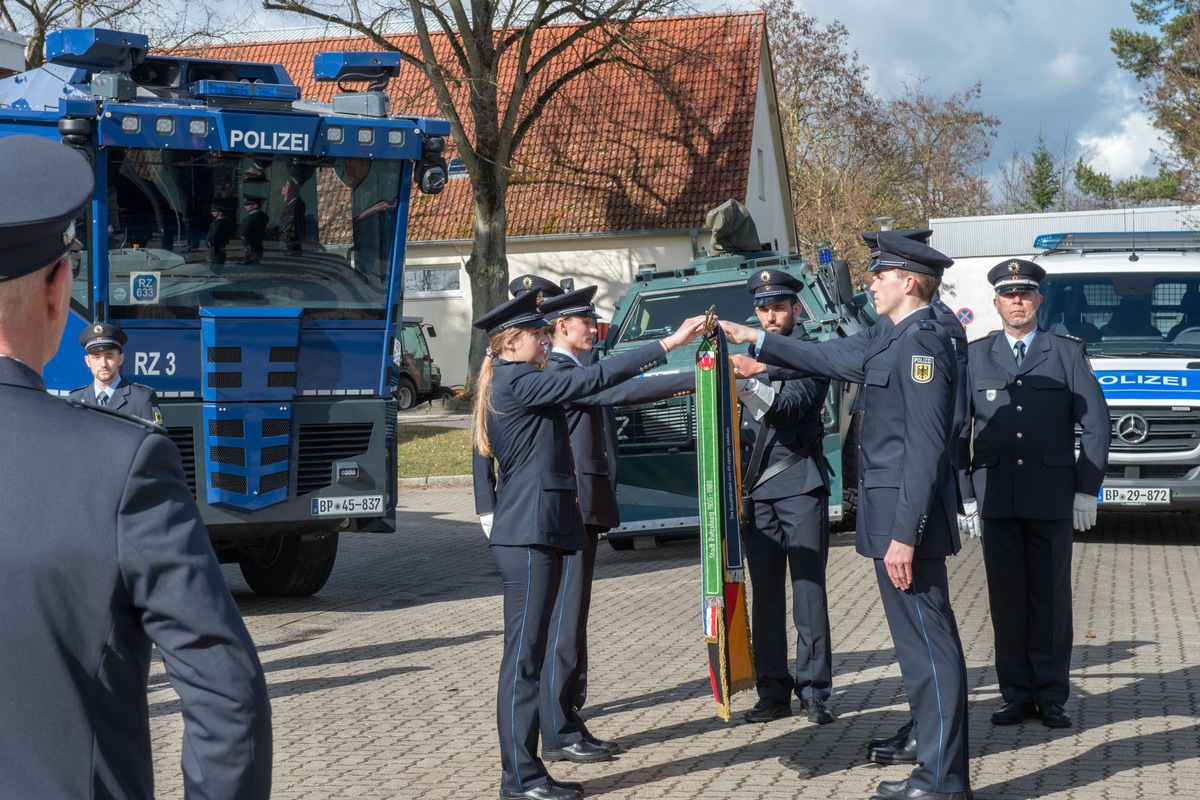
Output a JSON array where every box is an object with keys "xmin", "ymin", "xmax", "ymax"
[
  {"xmin": 612, "ymin": 281, "xmax": 792, "ymax": 344},
  {"xmin": 1040, "ymin": 273, "xmax": 1200, "ymax": 356},
  {"xmin": 84, "ymin": 147, "xmax": 403, "ymax": 319}
]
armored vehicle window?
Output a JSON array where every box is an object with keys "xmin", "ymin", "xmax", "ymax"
[
  {"xmin": 613, "ymin": 282, "xmax": 764, "ymax": 345},
  {"xmin": 101, "ymin": 147, "xmax": 402, "ymax": 320}
]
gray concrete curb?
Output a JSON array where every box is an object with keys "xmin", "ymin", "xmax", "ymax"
[{"xmin": 398, "ymin": 474, "xmax": 472, "ymax": 488}]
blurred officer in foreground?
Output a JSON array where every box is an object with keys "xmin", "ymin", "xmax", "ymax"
[
  {"xmin": 67, "ymin": 321, "xmax": 162, "ymax": 424},
  {"xmin": 721, "ymin": 232, "xmax": 970, "ymax": 800},
  {"xmin": 535, "ymin": 285, "xmax": 694, "ymax": 764},
  {"xmin": 958, "ymin": 260, "xmax": 1109, "ymax": 730},
  {"xmin": 0, "ymin": 135, "xmax": 271, "ymax": 799},
  {"xmin": 734, "ymin": 269, "xmax": 836, "ymax": 727},
  {"xmin": 858, "ymin": 228, "xmax": 968, "ymax": 767}
]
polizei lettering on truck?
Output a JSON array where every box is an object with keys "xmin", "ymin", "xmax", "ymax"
[{"xmin": 228, "ymin": 129, "xmax": 310, "ymax": 152}]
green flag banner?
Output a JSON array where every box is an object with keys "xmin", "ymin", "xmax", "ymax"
[{"xmin": 695, "ymin": 311, "xmax": 755, "ymax": 721}]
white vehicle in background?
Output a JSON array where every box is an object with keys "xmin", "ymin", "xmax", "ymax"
[{"xmin": 1021, "ymin": 232, "xmax": 1200, "ymax": 513}]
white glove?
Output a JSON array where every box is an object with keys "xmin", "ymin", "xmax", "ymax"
[
  {"xmin": 735, "ymin": 378, "xmax": 776, "ymax": 421},
  {"xmin": 480, "ymin": 513, "xmax": 494, "ymax": 538},
  {"xmin": 958, "ymin": 499, "xmax": 982, "ymax": 539},
  {"xmin": 1073, "ymin": 493, "xmax": 1098, "ymax": 532}
]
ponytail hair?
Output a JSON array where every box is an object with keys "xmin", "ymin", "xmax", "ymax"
[{"xmin": 472, "ymin": 328, "xmax": 524, "ymax": 457}]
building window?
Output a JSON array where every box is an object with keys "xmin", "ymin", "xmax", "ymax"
[
  {"xmin": 405, "ymin": 264, "xmax": 461, "ymax": 296},
  {"xmin": 757, "ymin": 148, "xmax": 765, "ymax": 201}
]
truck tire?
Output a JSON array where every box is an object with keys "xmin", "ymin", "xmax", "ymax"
[
  {"xmin": 238, "ymin": 533, "xmax": 338, "ymax": 596},
  {"xmin": 395, "ymin": 376, "xmax": 417, "ymax": 411},
  {"xmin": 835, "ymin": 410, "xmax": 864, "ymax": 533}
]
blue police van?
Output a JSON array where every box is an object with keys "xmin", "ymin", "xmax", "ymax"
[{"xmin": 0, "ymin": 27, "xmax": 449, "ymax": 594}]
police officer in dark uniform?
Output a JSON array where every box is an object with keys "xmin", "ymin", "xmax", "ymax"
[
  {"xmin": 858, "ymin": 229, "xmax": 969, "ymax": 767},
  {"xmin": 207, "ymin": 197, "xmax": 237, "ymax": 266},
  {"xmin": 0, "ymin": 135, "xmax": 271, "ymax": 799},
  {"xmin": 532, "ymin": 285, "xmax": 693, "ymax": 764},
  {"xmin": 721, "ymin": 231, "xmax": 970, "ymax": 800},
  {"xmin": 472, "ymin": 290, "xmax": 703, "ymax": 800},
  {"xmin": 958, "ymin": 259, "xmax": 1109, "ymax": 730},
  {"xmin": 238, "ymin": 194, "xmax": 267, "ymax": 263},
  {"xmin": 67, "ymin": 321, "xmax": 163, "ymax": 424},
  {"xmin": 733, "ymin": 269, "xmax": 836, "ymax": 726}
]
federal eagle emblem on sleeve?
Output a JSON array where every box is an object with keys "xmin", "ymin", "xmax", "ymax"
[{"xmin": 911, "ymin": 355, "xmax": 934, "ymax": 383}]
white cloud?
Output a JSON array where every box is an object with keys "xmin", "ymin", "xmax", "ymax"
[{"xmin": 1078, "ymin": 111, "xmax": 1162, "ymax": 177}]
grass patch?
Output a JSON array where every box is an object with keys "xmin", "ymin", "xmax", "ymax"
[{"xmin": 397, "ymin": 424, "xmax": 474, "ymax": 478}]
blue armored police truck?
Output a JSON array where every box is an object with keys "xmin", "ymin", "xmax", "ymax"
[{"xmin": 0, "ymin": 28, "xmax": 449, "ymax": 595}]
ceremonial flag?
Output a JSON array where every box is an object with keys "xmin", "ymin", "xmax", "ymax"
[{"xmin": 695, "ymin": 311, "xmax": 755, "ymax": 721}]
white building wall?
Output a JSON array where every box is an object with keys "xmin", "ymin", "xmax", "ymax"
[{"xmin": 743, "ymin": 38, "xmax": 797, "ymax": 255}]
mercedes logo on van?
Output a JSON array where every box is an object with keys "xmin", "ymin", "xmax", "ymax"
[{"xmin": 1116, "ymin": 413, "xmax": 1150, "ymax": 445}]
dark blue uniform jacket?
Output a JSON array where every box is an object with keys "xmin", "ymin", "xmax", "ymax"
[{"xmin": 756, "ymin": 309, "xmax": 960, "ymax": 558}]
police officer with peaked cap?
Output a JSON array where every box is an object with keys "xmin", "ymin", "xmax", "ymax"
[
  {"xmin": 858, "ymin": 229, "xmax": 971, "ymax": 767},
  {"xmin": 0, "ymin": 135, "xmax": 272, "ymax": 798},
  {"xmin": 470, "ymin": 289, "xmax": 704, "ymax": 800},
  {"xmin": 67, "ymin": 321, "xmax": 163, "ymax": 424},
  {"xmin": 957, "ymin": 259, "xmax": 1109, "ymax": 730},
  {"xmin": 720, "ymin": 231, "xmax": 971, "ymax": 800},
  {"xmin": 528, "ymin": 285, "xmax": 694, "ymax": 764},
  {"xmin": 734, "ymin": 269, "xmax": 837, "ymax": 727}
]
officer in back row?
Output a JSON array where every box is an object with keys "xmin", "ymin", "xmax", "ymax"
[
  {"xmin": 0, "ymin": 136, "xmax": 271, "ymax": 798},
  {"xmin": 721, "ymin": 232, "xmax": 970, "ymax": 800},
  {"xmin": 958, "ymin": 259, "xmax": 1109, "ymax": 730},
  {"xmin": 67, "ymin": 321, "xmax": 162, "ymax": 424},
  {"xmin": 735, "ymin": 269, "xmax": 836, "ymax": 727}
]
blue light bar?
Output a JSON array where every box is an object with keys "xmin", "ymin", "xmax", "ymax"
[
  {"xmin": 313, "ymin": 52, "xmax": 401, "ymax": 83},
  {"xmin": 1033, "ymin": 233, "xmax": 1064, "ymax": 250},
  {"xmin": 190, "ymin": 80, "xmax": 302, "ymax": 101}
]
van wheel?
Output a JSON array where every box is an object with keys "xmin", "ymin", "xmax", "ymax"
[
  {"xmin": 395, "ymin": 376, "xmax": 417, "ymax": 410},
  {"xmin": 238, "ymin": 533, "xmax": 338, "ymax": 596}
]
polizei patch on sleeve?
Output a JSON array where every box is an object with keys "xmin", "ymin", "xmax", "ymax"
[{"xmin": 911, "ymin": 355, "xmax": 934, "ymax": 383}]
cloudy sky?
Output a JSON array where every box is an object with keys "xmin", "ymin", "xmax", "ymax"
[{"xmin": 739, "ymin": 0, "xmax": 1162, "ymax": 181}]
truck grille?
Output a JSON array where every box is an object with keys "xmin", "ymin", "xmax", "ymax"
[
  {"xmin": 613, "ymin": 397, "xmax": 694, "ymax": 450},
  {"xmin": 1079, "ymin": 410, "xmax": 1200, "ymax": 454},
  {"xmin": 1107, "ymin": 465, "xmax": 1195, "ymax": 480},
  {"xmin": 297, "ymin": 422, "xmax": 374, "ymax": 493},
  {"xmin": 165, "ymin": 427, "xmax": 198, "ymax": 495}
]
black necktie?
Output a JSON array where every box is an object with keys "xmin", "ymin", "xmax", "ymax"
[
  {"xmin": 1014, "ymin": 341, "xmax": 1026, "ymax": 366},
  {"xmin": 98, "ymin": 393, "xmax": 109, "ymax": 406}
]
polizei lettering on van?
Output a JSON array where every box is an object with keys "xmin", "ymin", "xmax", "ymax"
[
  {"xmin": 1093, "ymin": 370, "xmax": 1200, "ymax": 400},
  {"xmin": 228, "ymin": 129, "xmax": 310, "ymax": 152}
]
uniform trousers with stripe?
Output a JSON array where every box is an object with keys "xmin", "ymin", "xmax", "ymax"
[
  {"xmin": 981, "ymin": 516, "xmax": 1074, "ymax": 706},
  {"xmin": 492, "ymin": 544, "xmax": 563, "ymax": 793},
  {"xmin": 540, "ymin": 525, "xmax": 602, "ymax": 747},
  {"xmin": 874, "ymin": 557, "xmax": 970, "ymax": 794}
]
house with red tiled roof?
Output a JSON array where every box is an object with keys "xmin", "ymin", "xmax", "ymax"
[{"xmin": 186, "ymin": 12, "xmax": 793, "ymax": 386}]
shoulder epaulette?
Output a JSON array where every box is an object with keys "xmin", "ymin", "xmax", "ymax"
[
  {"xmin": 66, "ymin": 397, "xmax": 166, "ymax": 433},
  {"xmin": 1048, "ymin": 330, "xmax": 1083, "ymax": 343}
]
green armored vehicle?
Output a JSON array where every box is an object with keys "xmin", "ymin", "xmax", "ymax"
[{"xmin": 600, "ymin": 203, "xmax": 877, "ymax": 549}]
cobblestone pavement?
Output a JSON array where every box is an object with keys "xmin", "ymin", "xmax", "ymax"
[{"xmin": 150, "ymin": 491, "xmax": 1200, "ymax": 799}]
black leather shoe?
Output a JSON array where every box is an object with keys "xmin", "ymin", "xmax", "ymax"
[
  {"xmin": 742, "ymin": 698, "xmax": 792, "ymax": 723},
  {"xmin": 542, "ymin": 740, "xmax": 612, "ymax": 764},
  {"xmin": 991, "ymin": 699, "xmax": 1038, "ymax": 725},
  {"xmin": 867, "ymin": 731, "xmax": 918, "ymax": 764},
  {"xmin": 1038, "ymin": 701, "xmax": 1072, "ymax": 728},
  {"xmin": 869, "ymin": 779, "xmax": 967, "ymax": 800},
  {"xmin": 500, "ymin": 781, "xmax": 582, "ymax": 800},
  {"xmin": 801, "ymin": 696, "xmax": 835, "ymax": 724},
  {"xmin": 584, "ymin": 735, "xmax": 620, "ymax": 754},
  {"xmin": 868, "ymin": 717, "xmax": 915, "ymax": 749},
  {"xmin": 551, "ymin": 779, "xmax": 583, "ymax": 793}
]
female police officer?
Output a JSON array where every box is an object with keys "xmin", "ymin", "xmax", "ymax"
[{"xmin": 472, "ymin": 290, "xmax": 703, "ymax": 800}]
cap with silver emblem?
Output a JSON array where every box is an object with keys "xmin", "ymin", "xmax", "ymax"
[{"xmin": 0, "ymin": 136, "xmax": 94, "ymax": 282}]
